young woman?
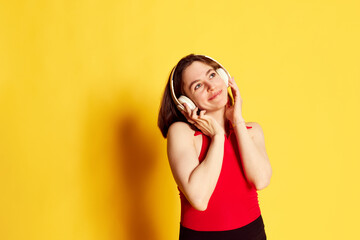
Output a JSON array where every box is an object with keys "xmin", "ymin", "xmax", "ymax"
[{"xmin": 158, "ymin": 54, "xmax": 272, "ymax": 240}]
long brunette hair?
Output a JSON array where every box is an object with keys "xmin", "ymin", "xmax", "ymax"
[{"xmin": 157, "ymin": 54, "xmax": 220, "ymax": 138}]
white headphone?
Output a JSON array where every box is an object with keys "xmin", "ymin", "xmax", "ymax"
[{"xmin": 169, "ymin": 55, "xmax": 231, "ymax": 112}]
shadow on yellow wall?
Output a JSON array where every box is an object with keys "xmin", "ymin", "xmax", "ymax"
[
  {"xmin": 116, "ymin": 112, "xmax": 160, "ymax": 239},
  {"xmin": 81, "ymin": 89, "xmax": 168, "ymax": 239}
]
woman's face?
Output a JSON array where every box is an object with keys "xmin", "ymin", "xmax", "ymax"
[{"xmin": 182, "ymin": 61, "xmax": 228, "ymax": 111}]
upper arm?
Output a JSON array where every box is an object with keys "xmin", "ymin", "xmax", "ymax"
[
  {"xmin": 167, "ymin": 122, "xmax": 200, "ymax": 197},
  {"xmin": 247, "ymin": 122, "xmax": 272, "ymax": 190},
  {"xmin": 247, "ymin": 122, "xmax": 269, "ymax": 160}
]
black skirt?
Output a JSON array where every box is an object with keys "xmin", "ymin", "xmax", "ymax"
[{"xmin": 179, "ymin": 215, "xmax": 266, "ymax": 240}]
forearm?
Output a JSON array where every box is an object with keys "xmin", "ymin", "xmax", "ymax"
[
  {"xmin": 187, "ymin": 134, "xmax": 225, "ymax": 210},
  {"xmin": 233, "ymin": 121, "xmax": 272, "ymax": 190}
]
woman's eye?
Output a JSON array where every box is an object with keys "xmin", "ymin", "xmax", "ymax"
[
  {"xmin": 209, "ymin": 72, "xmax": 216, "ymax": 78},
  {"xmin": 194, "ymin": 83, "xmax": 202, "ymax": 90}
]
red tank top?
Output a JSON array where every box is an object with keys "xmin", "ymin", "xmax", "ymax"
[{"xmin": 179, "ymin": 126, "xmax": 261, "ymax": 231}]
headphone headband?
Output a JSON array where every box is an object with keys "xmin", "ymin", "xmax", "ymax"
[{"xmin": 169, "ymin": 66, "xmax": 182, "ymax": 108}]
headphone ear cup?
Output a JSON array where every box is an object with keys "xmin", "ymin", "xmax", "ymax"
[
  {"xmin": 216, "ymin": 68, "xmax": 229, "ymax": 87},
  {"xmin": 178, "ymin": 95, "xmax": 196, "ymax": 111}
]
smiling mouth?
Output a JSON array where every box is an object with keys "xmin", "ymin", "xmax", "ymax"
[{"xmin": 208, "ymin": 90, "xmax": 222, "ymax": 100}]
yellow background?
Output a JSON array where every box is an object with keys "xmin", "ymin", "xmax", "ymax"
[{"xmin": 1, "ymin": 0, "xmax": 359, "ymax": 239}]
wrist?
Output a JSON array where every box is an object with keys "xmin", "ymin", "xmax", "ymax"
[
  {"xmin": 212, "ymin": 132, "xmax": 225, "ymax": 140},
  {"xmin": 232, "ymin": 118, "xmax": 245, "ymax": 127}
]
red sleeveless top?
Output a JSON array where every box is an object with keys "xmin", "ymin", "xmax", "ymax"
[{"xmin": 179, "ymin": 126, "xmax": 261, "ymax": 231}]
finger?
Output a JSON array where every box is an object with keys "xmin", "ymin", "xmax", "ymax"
[
  {"xmin": 228, "ymin": 77, "xmax": 235, "ymax": 85},
  {"xmin": 234, "ymin": 83, "xmax": 241, "ymax": 98},
  {"xmin": 183, "ymin": 102, "xmax": 191, "ymax": 114},
  {"xmin": 180, "ymin": 106, "xmax": 187, "ymax": 115},
  {"xmin": 229, "ymin": 77, "xmax": 238, "ymax": 88},
  {"xmin": 181, "ymin": 103, "xmax": 194, "ymax": 122},
  {"xmin": 180, "ymin": 109, "xmax": 192, "ymax": 121},
  {"xmin": 199, "ymin": 110, "xmax": 206, "ymax": 118},
  {"xmin": 184, "ymin": 103, "xmax": 196, "ymax": 120},
  {"xmin": 191, "ymin": 107, "xmax": 198, "ymax": 119},
  {"xmin": 229, "ymin": 79, "xmax": 241, "ymax": 98},
  {"xmin": 195, "ymin": 118, "xmax": 208, "ymax": 130},
  {"xmin": 229, "ymin": 84, "xmax": 237, "ymax": 98}
]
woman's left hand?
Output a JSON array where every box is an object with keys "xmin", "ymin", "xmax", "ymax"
[{"xmin": 225, "ymin": 77, "xmax": 245, "ymax": 124}]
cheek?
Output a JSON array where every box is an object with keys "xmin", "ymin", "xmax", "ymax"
[
  {"xmin": 219, "ymin": 80, "xmax": 228, "ymax": 89},
  {"xmin": 191, "ymin": 92, "xmax": 207, "ymax": 106}
]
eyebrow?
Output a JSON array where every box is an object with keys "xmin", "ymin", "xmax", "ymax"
[{"xmin": 188, "ymin": 68, "xmax": 213, "ymax": 91}]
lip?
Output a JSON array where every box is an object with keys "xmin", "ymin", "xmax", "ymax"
[{"xmin": 208, "ymin": 90, "xmax": 223, "ymax": 101}]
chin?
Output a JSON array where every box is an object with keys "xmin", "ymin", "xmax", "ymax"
[
  {"xmin": 204, "ymin": 103, "xmax": 227, "ymax": 112},
  {"xmin": 207, "ymin": 97, "xmax": 228, "ymax": 110}
]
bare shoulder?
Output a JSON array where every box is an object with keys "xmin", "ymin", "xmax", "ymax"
[
  {"xmin": 245, "ymin": 122, "xmax": 265, "ymax": 139},
  {"xmin": 167, "ymin": 122, "xmax": 197, "ymax": 148},
  {"xmin": 167, "ymin": 121, "xmax": 195, "ymax": 139}
]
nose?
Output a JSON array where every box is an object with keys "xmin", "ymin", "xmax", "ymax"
[{"xmin": 206, "ymin": 81, "xmax": 216, "ymax": 92}]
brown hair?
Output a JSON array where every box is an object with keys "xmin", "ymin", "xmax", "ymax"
[{"xmin": 157, "ymin": 54, "xmax": 221, "ymax": 138}]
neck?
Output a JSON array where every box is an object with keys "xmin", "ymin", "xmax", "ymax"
[{"xmin": 206, "ymin": 108, "xmax": 227, "ymax": 132}]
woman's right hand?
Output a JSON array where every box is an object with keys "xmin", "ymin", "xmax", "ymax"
[{"xmin": 181, "ymin": 103, "xmax": 225, "ymax": 138}]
